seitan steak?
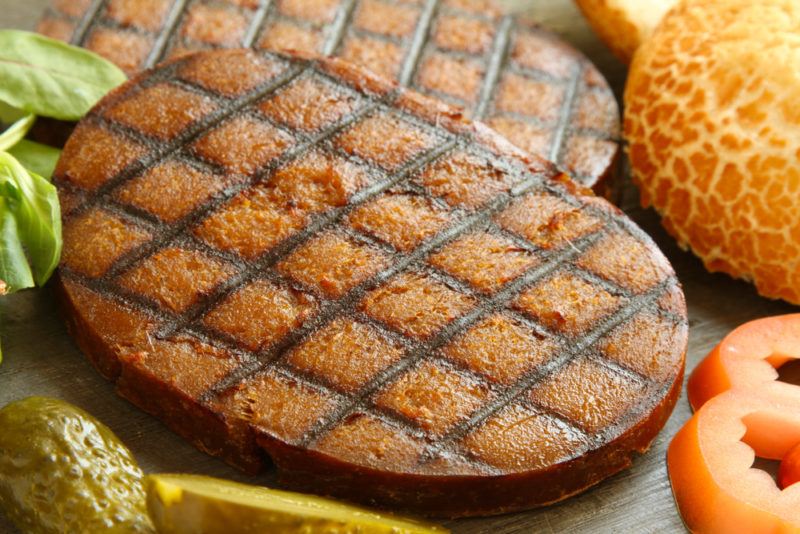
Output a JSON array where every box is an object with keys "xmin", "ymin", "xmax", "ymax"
[
  {"xmin": 38, "ymin": 0, "xmax": 621, "ymax": 194},
  {"xmin": 54, "ymin": 49, "xmax": 685, "ymax": 517}
]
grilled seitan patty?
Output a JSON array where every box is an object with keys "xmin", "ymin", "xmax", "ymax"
[
  {"xmin": 54, "ymin": 49, "xmax": 685, "ymax": 517},
  {"xmin": 38, "ymin": 0, "xmax": 621, "ymax": 194}
]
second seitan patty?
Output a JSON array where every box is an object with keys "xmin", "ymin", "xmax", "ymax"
[
  {"xmin": 54, "ymin": 49, "xmax": 686, "ymax": 517},
  {"xmin": 38, "ymin": 0, "xmax": 621, "ymax": 194}
]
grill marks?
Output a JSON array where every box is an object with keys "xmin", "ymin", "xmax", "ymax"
[
  {"xmin": 55, "ymin": 50, "xmax": 685, "ymax": 507},
  {"xmin": 39, "ymin": 0, "xmax": 620, "ymax": 189}
]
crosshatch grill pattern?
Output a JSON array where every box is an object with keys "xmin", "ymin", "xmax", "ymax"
[
  {"xmin": 38, "ymin": 0, "xmax": 620, "ymax": 191},
  {"xmin": 54, "ymin": 49, "xmax": 686, "ymax": 516}
]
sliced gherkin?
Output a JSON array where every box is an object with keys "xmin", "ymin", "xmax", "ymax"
[
  {"xmin": 146, "ymin": 473, "xmax": 448, "ymax": 534},
  {"xmin": 0, "ymin": 397, "xmax": 154, "ymax": 533}
]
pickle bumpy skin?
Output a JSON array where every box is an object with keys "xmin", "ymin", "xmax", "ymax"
[{"xmin": 0, "ymin": 396, "xmax": 153, "ymax": 533}]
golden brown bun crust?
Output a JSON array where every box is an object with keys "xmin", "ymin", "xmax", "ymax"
[
  {"xmin": 575, "ymin": 0, "xmax": 678, "ymax": 64},
  {"xmin": 625, "ymin": 0, "xmax": 800, "ymax": 303}
]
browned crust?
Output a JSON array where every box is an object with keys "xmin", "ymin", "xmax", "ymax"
[
  {"xmin": 592, "ymin": 145, "xmax": 623, "ymax": 202},
  {"xmin": 55, "ymin": 275, "xmax": 267, "ymax": 473},
  {"xmin": 54, "ymin": 49, "xmax": 685, "ymax": 517},
  {"xmin": 38, "ymin": 0, "xmax": 621, "ymax": 193},
  {"xmin": 57, "ymin": 270, "xmax": 685, "ymax": 517},
  {"xmin": 261, "ymin": 366, "xmax": 684, "ymax": 517}
]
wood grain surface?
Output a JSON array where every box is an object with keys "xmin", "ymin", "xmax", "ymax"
[{"xmin": 0, "ymin": 1, "xmax": 795, "ymax": 533}]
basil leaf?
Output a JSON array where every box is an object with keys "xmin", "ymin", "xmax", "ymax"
[
  {"xmin": 0, "ymin": 151, "xmax": 62, "ymax": 288},
  {"xmin": 0, "ymin": 197, "xmax": 35, "ymax": 293},
  {"xmin": 8, "ymin": 140, "xmax": 61, "ymax": 180},
  {"xmin": 0, "ymin": 101, "xmax": 25, "ymax": 124},
  {"xmin": 0, "ymin": 30, "xmax": 127, "ymax": 121},
  {"xmin": 0, "ymin": 113, "xmax": 35, "ymax": 152}
]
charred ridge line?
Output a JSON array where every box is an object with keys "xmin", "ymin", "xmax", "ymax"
[
  {"xmin": 414, "ymin": 46, "xmax": 482, "ymax": 63},
  {"xmin": 332, "ymin": 236, "xmax": 482, "ymax": 303},
  {"xmin": 187, "ymin": 141, "xmax": 622, "ymax": 381},
  {"xmin": 299, "ymin": 223, "xmax": 602, "ymax": 448},
  {"xmin": 96, "ymin": 197, "xmax": 170, "ymax": 234},
  {"xmin": 427, "ymin": 279, "xmax": 672, "ymax": 456},
  {"xmin": 419, "ymin": 263, "xmax": 487, "ymax": 300},
  {"xmin": 75, "ymin": 16, "xmax": 160, "ymax": 41},
  {"xmin": 505, "ymin": 60, "xmax": 573, "ymax": 86},
  {"xmin": 194, "ymin": 151, "xmax": 621, "ymax": 418},
  {"xmin": 60, "ymin": 53, "xmax": 636, "ymax": 472},
  {"xmin": 483, "ymin": 220, "xmax": 544, "ymax": 254},
  {"xmin": 64, "ymin": 172, "xmax": 664, "ymax": 475},
  {"xmin": 575, "ymin": 358, "xmax": 684, "ymax": 453},
  {"xmin": 267, "ymin": 364, "xmax": 505, "ymax": 475},
  {"xmin": 287, "ymin": 295, "xmax": 525, "ymax": 398},
  {"xmin": 490, "ymin": 109, "xmax": 555, "ymax": 130},
  {"xmin": 342, "ymin": 228, "xmax": 547, "ymax": 325},
  {"xmin": 473, "ymin": 15, "xmax": 513, "ymax": 120},
  {"xmin": 304, "ymin": 86, "xmax": 528, "ymax": 189},
  {"xmin": 398, "ymin": 0, "xmax": 440, "ymax": 86},
  {"xmin": 195, "ymin": 137, "xmax": 463, "ymax": 400},
  {"xmin": 105, "ymin": 97, "xmax": 382, "ymax": 283},
  {"xmin": 348, "ymin": 311, "xmax": 423, "ymax": 350},
  {"xmin": 652, "ymin": 278, "xmax": 687, "ymax": 324},
  {"xmin": 349, "ymin": 27, "xmax": 405, "ymax": 46},
  {"xmin": 76, "ymin": 50, "xmax": 552, "ymax": 364},
  {"xmin": 414, "ymin": 87, "xmax": 471, "ymax": 114},
  {"xmin": 568, "ymin": 266, "xmax": 635, "ymax": 300},
  {"xmin": 322, "ymin": 0, "xmax": 358, "ymax": 55},
  {"xmin": 71, "ymin": 0, "xmax": 107, "ymax": 47},
  {"xmin": 146, "ymin": 0, "xmax": 191, "ymax": 66},
  {"xmin": 59, "ymin": 267, "xmax": 180, "ymax": 326},
  {"xmin": 57, "ymin": 267, "xmax": 264, "ymax": 364},
  {"xmin": 534, "ymin": 175, "xmax": 626, "ymax": 229},
  {"xmin": 585, "ymin": 350, "xmax": 653, "ymax": 389},
  {"xmin": 158, "ymin": 118, "xmax": 455, "ymax": 338},
  {"xmin": 200, "ymin": 168, "xmax": 522, "ymax": 403},
  {"xmin": 66, "ymin": 61, "xmax": 305, "ymax": 221},
  {"xmin": 327, "ymin": 270, "xmax": 666, "ymax": 462},
  {"xmin": 548, "ymin": 60, "xmax": 583, "ymax": 165},
  {"xmin": 253, "ymin": 258, "xmax": 554, "ymax": 454},
  {"xmin": 338, "ymin": 222, "xmax": 501, "ymax": 302},
  {"xmin": 661, "ymin": 308, "xmax": 687, "ymax": 326},
  {"xmin": 270, "ymin": 12, "xmax": 330, "ymax": 32},
  {"xmin": 242, "ymin": 0, "xmax": 274, "ymax": 48},
  {"xmin": 82, "ymin": 59, "xmax": 186, "ymax": 117}
]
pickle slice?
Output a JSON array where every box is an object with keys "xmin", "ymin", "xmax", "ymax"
[
  {"xmin": 146, "ymin": 474, "xmax": 448, "ymax": 534},
  {"xmin": 0, "ymin": 397, "xmax": 153, "ymax": 533}
]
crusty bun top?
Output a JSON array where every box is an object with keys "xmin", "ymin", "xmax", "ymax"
[
  {"xmin": 625, "ymin": 0, "xmax": 800, "ymax": 303},
  {"xmin": 575, "ymin": 0, "xmax": 678, "ymax": 63}
]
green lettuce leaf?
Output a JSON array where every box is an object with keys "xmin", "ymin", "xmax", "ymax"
[
  {"xmin": 0, "ymin": 197, "xmax": 34, "ymax": 292},
  {"xmin": 0, "ymin": 151, "xmax": 61, "ymax": 291},
  {"xmin": 0, "ymin": 112, "xmax": 35, "ymax": 152},
  {"xmin": 0, "ymin": 30, "xmax": 126, "ymax": 121},
  {"xmin": 0, "ymin": 101, "xmax": 25, "ymax": 124},
  {"xmin": 8, "ymin": 140, "xmax": 61, "ymax": 180}
]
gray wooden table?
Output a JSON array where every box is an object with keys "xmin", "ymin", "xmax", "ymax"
[{"xmin": 1, "ymin": 1, "xmax": 795, "ymax": 532}]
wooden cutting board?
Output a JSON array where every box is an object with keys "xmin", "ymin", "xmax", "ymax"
[{"xmin": 0, "ymin": 1, "xmax": 795, "ymax": 532}]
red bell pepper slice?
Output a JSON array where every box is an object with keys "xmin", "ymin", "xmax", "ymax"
[
  {"xmin": 780, "ymin": 442, "xmax": 800, "ymax": 490},
  {"xmin": 688, "ymin": 314, "xmax": 800, "ymax": 411},
  {"xmin": 670, "ymin": 387, "xmax": 800, "ymax": 532},
  {"xmin": 668, "ymin": 314, "xmax": 800, "ymax": 533}
]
